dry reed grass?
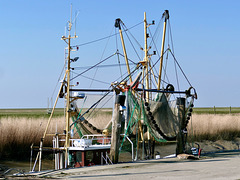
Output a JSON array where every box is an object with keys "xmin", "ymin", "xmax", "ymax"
[
  {"xmin": 0, "ymin": 117, "xmax": 65, "ymax": 160},
  {"xmin": 189, "ymin": 114, "xmax": 240, "ymax": 141},
  {"xmin": 88, "ymin": 113, "xmax": 112, "ymax": 129},
  {"xmin": 1, "ymin": 113, "xmax": 240, "ymax": 160}
]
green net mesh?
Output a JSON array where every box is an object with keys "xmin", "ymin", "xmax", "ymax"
[{"xmin": 125, "ymin": 90, "xmax": 179, "ymax": 142}]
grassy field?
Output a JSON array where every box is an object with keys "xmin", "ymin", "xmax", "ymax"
[
  {"xmin": 0, "ymin": 108, "xmax": 65, "ymax": 118},
  {"xmin": 193, "ymin": 107, "xmax": 240, "ymax": 114},
  {"xmin": 189, "ymin": 114, "xmax": 240, "ymax": 141},
  {"xmin": 0, "ymin": 108, "xmax": 114, "ymax": 119},
  {"xmin": 0, "ymin": 107, "xmax": 239, "ymax": 118}
]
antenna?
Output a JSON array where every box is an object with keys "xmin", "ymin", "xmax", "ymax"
[
  {"xmin": 74, "ymin": 11, "xmax": 80, "ymax": 37},
  {"xmin": 70, "ymin": 4, "xmax": 72, "ymax": 25},
  {"xmin": 65, "ymin": 4, "xmax": 73, "ymax": 33},
  {"xmin": 65, "ymin": 4, "xmax": 79, "ymax": 37},
  {"xmin": 69, "ymin": 3, "xmax": 72, "ymax": 32}
]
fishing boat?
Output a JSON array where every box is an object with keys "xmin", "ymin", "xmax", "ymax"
[{"xmin": 31, "ymin": 9, "xmax": 197, "ymax": 171}]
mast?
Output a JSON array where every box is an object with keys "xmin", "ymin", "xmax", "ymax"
[
  {"xmin": 65, "ymin": 30, "xmax": 71, "ymax": 166},
  {"xmin": 144, "ymin": 12, "xmax": 149, "ymax": 102},
  {"xmin": 157, "ymin": 10, "xmax": 169, "ymax": 90},
  {"xmin": 61, "ymin": 5, "xmax": 78, "ymax": 167}
]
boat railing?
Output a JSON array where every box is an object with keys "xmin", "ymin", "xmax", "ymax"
[
  {"xmin": 101, "ymin": 152, "xmax": 113, "ymax": 165},
  {"xmin": 69, "ymin": 134, "xmax": 111, "ymax": 148},
  {"xmin": 120, "ymin": 134, "xmax": 134, "ymax": 161}
]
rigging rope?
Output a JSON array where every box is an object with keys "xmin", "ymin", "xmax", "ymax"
[
  {"xmin": 72, "ymin": 21, "xmax": 144, "ymax": 48},
  {"xmin": 51, "ymin": 63, "xmax": 66, "ymax": 101},
  {"xmin": 116, "ymin": 50, "xmax": 123, "ymax": 79},
  {"xmin": 70, "ymin": 53, "xmax": 117, "ymax": 81},
  {"xmin": 72, "ymin": 63, "xmax": 136, "ymax": 70},
  {"xmin": 121, "ymin": 24, "xmax": 142, "ymax": 61},
  {"xmin": 168, "ymin": 20, "xmax": 175, "ymax": 54},
  {"xmin": 90, "ymin": 26, "xmax": 115, "ymax": 88},
  {"xmin": 111, "ymin": 64, "xmax": 140, "ymax": 85},
  {"xmin": 115, "ymin": 28, "xmax": 123, "ymax": 79},
  {"xmin": 167, "ymin": 19, "xmax": 180, "ymax": 93},
  {"xmin": 72, "ymin": 62, "xmax": 138, "ymax": 88},
  {"xmin": 83, "ymin": 65, "xmax": 141, "ymax": 121},
  {"xmin": 148, "ymin": 27, "xmax": 171, "ymax": 88},
  {"xmin": 168, "ymin": 50, "xmax": 192, "ymax": 87},
  {"xmin": 163, "ymin": 45, "xmax": 169, "ymax": 89},
  {"xmin": 85, "ymin": 94, "xmax": 113, "ymax": 121},
  {"xmin": 72, "ymin": 71, "xmax": 109, "ymax": 85},
  {"xmin": 149, "ymin": 16, "xmax": 164, "ymax": 48},
  {"xmin": 139, "ymin": 48, "xmax": 169, "ymax": 84},
  {"xmin": 118, "ymin": 53, "xmax": 138, "ymax": 65},
  {"xmin": 70, "ymin": 64, "xmax": 142, "ymax": 128}
]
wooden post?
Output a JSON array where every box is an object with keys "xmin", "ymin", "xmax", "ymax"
[
  {"xmin": 214, "ymin": 106, "xmax": 216, "ymax": 114},
  {"xmin": 110, "ymin": 95, "xmax": 123, "ymax": 164},
  {"xmin": 176, "ymin": 97, "xmax": 186, "ymax": 155}
]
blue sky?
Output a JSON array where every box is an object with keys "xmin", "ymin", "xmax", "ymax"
[{"xmin": 0, "ymin": 0, "xmax": 240, "ymax": 108}]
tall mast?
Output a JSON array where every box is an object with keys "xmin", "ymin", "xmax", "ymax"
[
  {"xmin": 144, "ymin": 12, "xmax": 149, "ymax": 102},
  {"xmin": 157, "ymin": 10, "xmax": 169, "ymax": 90},
  {"xmin": 61, "ymin": 4, "xmax": 78, "ymax": 167},
  {"xmin": 65, "ymin": 27, "xmax": 71, "ymax": 162}
]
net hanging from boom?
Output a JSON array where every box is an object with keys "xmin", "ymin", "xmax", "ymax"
[{"xmin": 125, "ymin": 90, "xmax": 179, "ymax": 142}]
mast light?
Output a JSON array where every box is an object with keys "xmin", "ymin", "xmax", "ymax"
[{"xmin": 71, "ymin": 57, "xmax": 79, "ymax": 62}]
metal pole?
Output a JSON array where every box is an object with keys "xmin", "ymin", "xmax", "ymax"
[
  {"xmin": 157, "ymin": 10, "xmax": 169, "ymax": 90},
  {"xmin": 30, "ymin": 143, "xmax": 33, "ymax": 172},
  {"xmin": 144, "ymin": 12, "xmax": 149, "ymax": 101},
  {"xmin": 43, "ymin": 71, "xmax": 67, "ymax": 140},
  {"xmin": 38, "ymin": 139, "xmax": 43, "ymax": 171},
  {"xmin": 32, "ymin": 152, "xmax": 39, "ymax": 172},
  {"xmin": 125, "ymin": 136, "xmax": 134, "ymax": 161},
  {"xmin": 115, "ymin": 19, "xmax": 132, "ymax": 83}
]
